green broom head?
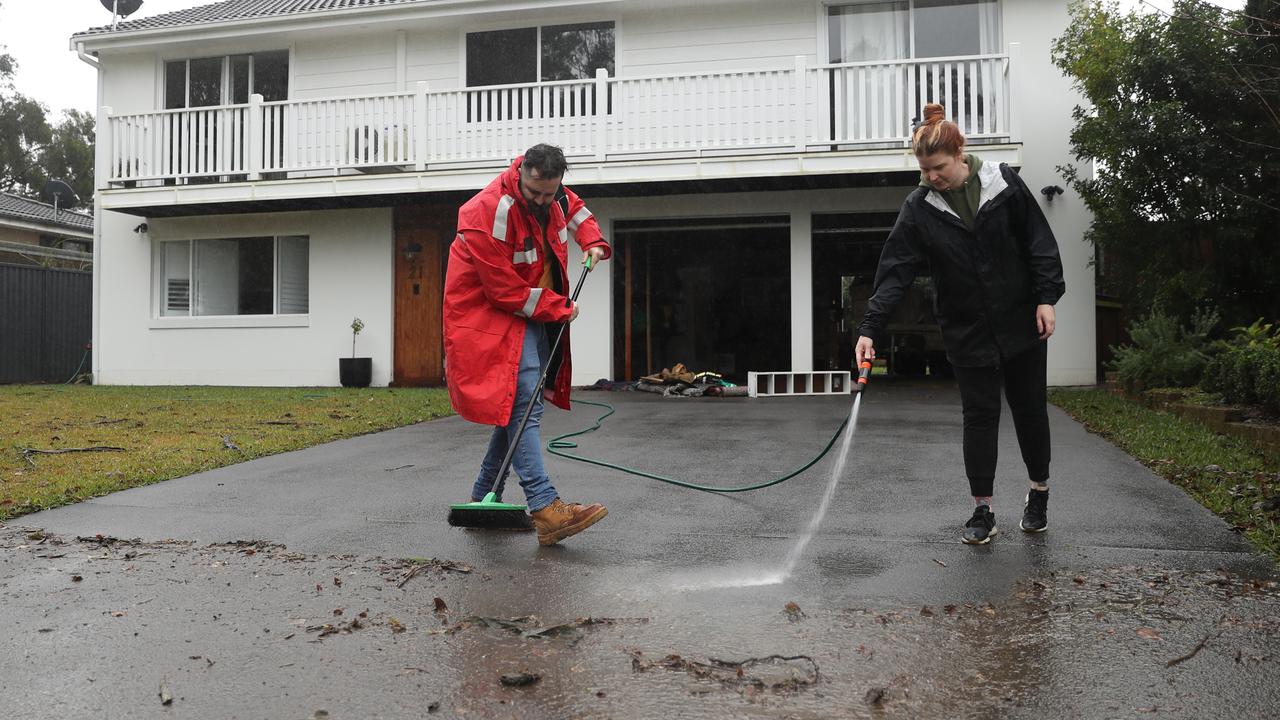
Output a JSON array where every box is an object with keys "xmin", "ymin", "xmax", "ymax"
[{"xmin": 447, "ymin": 492, "xmax": 534, "ymax": 530}]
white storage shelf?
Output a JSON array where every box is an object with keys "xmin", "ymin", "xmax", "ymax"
[{"xmin": 747, "ymin": 371, "xmax": 851, "ymax": 398}]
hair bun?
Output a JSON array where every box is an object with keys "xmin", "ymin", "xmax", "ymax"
[{"xmin": 922, "ymin": 103, "xmax": 946, "ymax": 125}]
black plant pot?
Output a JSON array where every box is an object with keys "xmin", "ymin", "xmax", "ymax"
[{"xmin": 339, "ymin": 357, "xmax": 372, "ymax": 388}]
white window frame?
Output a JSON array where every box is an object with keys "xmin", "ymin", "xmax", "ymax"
[
  {"xmin": 820, "ymin": 0, "xmax": 1003, "ymax": 63},
  {"xmin": 150, "ymin": 235, "xmax": 310, "ymax": 329},
  {"xmin": 162, "ymin": 50, "xmax": 291, "ymax": 108},
  {"xmin": 461, "ymin": 20, "xmax": 618, "ymax": 87}
]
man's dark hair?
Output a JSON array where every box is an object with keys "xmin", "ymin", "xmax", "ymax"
[{"xmin": 522, "ymin": 144, "xmax": 568, "ymax": 179}]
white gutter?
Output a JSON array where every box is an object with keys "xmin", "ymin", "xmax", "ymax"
[{"xmin": 74, "ymin": 41, "xmax": 101, "ymax": 70}]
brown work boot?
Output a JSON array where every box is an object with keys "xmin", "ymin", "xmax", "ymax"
[{"xmin": 530, "ymin": 498, "xmax": 608, "ymax": 546}]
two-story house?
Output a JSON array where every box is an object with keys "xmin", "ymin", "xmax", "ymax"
[{"xmin": 72, "ymin": 0, "xmax": 1095, "ymax": 388}]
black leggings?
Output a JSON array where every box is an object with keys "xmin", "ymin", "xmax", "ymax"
[{"xmin": 951, "ymin": 342, "xmax": 1051, "ymax": 497}]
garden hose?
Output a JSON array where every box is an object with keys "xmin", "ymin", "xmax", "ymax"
[{"xmin": 546, "ymin": 399, "xmax": 852, "ymax": 493}]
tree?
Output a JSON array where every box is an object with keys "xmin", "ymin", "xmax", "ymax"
[
  {"xmin": 0, "ymin": 50, "xmax": 51, "ymax": 198},
  {"xmin": 32, "ymin": 110, "xmax": 96, "ymax": 205},
  {"xmin": 1052, "ymin": 0, "xmax": 1280, "ymax": 327}
]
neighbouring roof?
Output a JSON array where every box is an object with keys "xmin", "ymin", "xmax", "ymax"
[
  {"xmin": 0, "ymin": 193, "xmax": 94, "ymax": 233},
  {"xmin": 73, "ymin": 0, "xmax": 440, "ymax": 38}
]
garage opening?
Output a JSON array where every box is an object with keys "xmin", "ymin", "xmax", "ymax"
[
  {"xmin": 812, "ymin": 212, "xmax": 952, "ymax": 378},
  {"xmin": 611, "ymin": 216, "xmax": 791, "ymax": 383}
]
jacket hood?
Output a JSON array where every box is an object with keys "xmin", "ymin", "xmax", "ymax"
[
  {"xmin": 924, "ymin": 156, "xmax": 1008, "ymax": 219},
  {"xmin": 500, "ymin": 156, "xmax": 525, "ymax": 203}
]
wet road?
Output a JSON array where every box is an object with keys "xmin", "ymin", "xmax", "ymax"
[{"xmin": 3, "ymin": 381, "xmax": 1277, "ymax": 718}]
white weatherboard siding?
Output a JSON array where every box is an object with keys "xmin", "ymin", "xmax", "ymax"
[
  {"xmin": 96, "ymin": 208, "xmax": 394, "ymax": 386},
  {"xmin": 618, "ymin": 0, "xmax": 817, "ymax": 75},
  {"xmin": 293, "ymin": 31, "xmax": 398, "ymax": 98}
]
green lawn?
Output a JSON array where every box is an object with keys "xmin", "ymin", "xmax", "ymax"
[
  {"xmin": 0, "ymin": 385, "xmax": 453, "ymax": 520},
  {"xmin": 1050, "ymin": 388, "xmax": 1280, "ymax": 561}
]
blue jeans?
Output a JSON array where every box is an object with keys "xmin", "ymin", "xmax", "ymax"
[{"xmin": 470, "ymin": 321, "xmax": 559, "ymax": 512}]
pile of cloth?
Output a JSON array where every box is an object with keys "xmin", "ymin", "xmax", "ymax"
[{"xmin": 635, "ymin": 363, "xmax": 747, "ymax": 398}]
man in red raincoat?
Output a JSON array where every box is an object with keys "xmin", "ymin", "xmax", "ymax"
[{"xmin": 444, "ymin": 144, "xmax": 611, "ymax": 545}]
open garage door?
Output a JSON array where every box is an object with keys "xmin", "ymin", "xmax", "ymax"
[{"xmin": 611, "ymin": 216, "xmax": 790, "ymax": 383}]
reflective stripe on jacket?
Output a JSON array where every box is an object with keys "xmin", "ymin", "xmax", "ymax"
[
  {"xmin": 858, "ymin": 161, "xmax": 1065, "ymax": 367},
  {"xmin": 443, "ymin": 156, "xmax": 611, "ymax": 425}
]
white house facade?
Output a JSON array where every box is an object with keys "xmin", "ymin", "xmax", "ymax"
[{"xmin": 73, "ymin": 0, "xmax": 1095, "ymax": 388}]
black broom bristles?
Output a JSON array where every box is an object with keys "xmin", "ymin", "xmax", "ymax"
[{"xmin": 447, "ymin": 494, "xmax": 534, "ymax": 530}]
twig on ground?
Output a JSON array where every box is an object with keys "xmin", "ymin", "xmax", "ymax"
[
  {"xmin": 19, "ymin": 446, "xmax": 127, "ymax": 467},
  {"xmin": 397, "ymin": 564, "xmax": 425, "ymax": 588},
  {"xmin": 1166, "ymin": 615, "xmax": 1226, "ymax": 668}
]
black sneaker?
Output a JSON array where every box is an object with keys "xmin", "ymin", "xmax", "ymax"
[
  {"xmin": 1021, "ymin": 489, "xmax": 1049, "ymax": 532},
  {"xmin": 962, "ymin": 506, "xmax": 997, "ymax": 545}
]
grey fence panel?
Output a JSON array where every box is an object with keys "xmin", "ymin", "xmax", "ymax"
[{"xmin": 0, "ymin": 264, "xmax": 92, "ymax": 384}]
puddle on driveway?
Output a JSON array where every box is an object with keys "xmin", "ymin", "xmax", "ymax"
[{"xmin": 3, "ymin": 526, "xmax": 1277, "ymax": 719}]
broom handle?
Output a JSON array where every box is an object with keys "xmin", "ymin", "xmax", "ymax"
[{"xmin": 490, "ymin": 257, "xmax": 594, "ymax": 497}]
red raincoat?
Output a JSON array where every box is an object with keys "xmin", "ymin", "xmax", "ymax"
[{"xmin": 443, "ymin": 156, "xmax": 611, "ymax": 426}]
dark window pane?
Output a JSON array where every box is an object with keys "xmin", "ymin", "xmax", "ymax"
[
  {"xmin": 188, "ymin": 57, "xmax": 223, "ymax": 107},
  {"xmin": 542, "ymin": 22, "xmax": 614, "ymax": 81},
  {"xmin": 466, "ymin": 28, "xmax": 537, "ymax": 86},
  {"xmin": 230, "ymin": 55, "xmax": 250, "ymax": 104},
  {"xmin": 165, "ymin": 61, "xmax": 187, "ymax": 109},
  {"xmin": 237, "ymin": 238, "xmax": 274, "ymax": 315},
  {"xmin": 252, "ymin": 50, "xmax": 289, "ymax": 101},
  {"xmin": 914, "ymin": 0, "xmax": 999, "ymax": 58}
]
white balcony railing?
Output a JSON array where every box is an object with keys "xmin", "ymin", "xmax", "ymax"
[{"xmin": 103, "ymin": 54, "xmax": 1011, "ymax": 186}]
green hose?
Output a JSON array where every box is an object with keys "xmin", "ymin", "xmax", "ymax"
[{"xmin": 546, "ymin": 399, "xmax": 851, "ymax": 493}]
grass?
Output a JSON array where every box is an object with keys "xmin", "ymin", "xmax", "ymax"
[
  {"xmin": 1050, "ymin": 388, "xmax": 1280, "ymax": 562},
  {"xmin": 0, "ymin": 385, "xmax": 453, "ymax": 521}
]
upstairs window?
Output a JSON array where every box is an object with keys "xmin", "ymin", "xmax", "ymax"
[
  {"xmin": 466, "ymin": 22, "xmax": 615, "ymax": 86},
  {"xmin": 465, "ymin": 22, "xmax": 615, "ymax": 121},
  {"xmin": 164, "ymin": 50, "xmax": 289, "ymax": 109},
  {"xmin": 158, "ymin": 236, "xmax": 309, "ymax": 317},
  {"xmin": 828, "ymin": 0, "xmax": 999, "ymax": 63}
]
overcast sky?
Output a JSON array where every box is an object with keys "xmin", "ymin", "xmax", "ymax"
[{"xmin": 0, "ymin": 0, "xmax": 1251, "ymax": 118}]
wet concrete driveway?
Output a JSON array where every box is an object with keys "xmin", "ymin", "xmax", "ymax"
[{"xmin": 2, "ymin": 380, "xmax": 1277, "ymax": 718}]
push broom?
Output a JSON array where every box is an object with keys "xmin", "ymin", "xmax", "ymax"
[{"xmin": 447, "ymin": 255, "xmax": 595, "ymax": 530}]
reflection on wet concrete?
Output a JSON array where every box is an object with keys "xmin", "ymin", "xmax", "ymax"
[{"xmin": 3, "ymin": 526, "xmax": 1278, "ymax": 719}]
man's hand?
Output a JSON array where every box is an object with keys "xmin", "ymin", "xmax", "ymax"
[
  {"xmin": 569, "ymin": 302, "xmax": 580, "ymax": 323},
  {"xmin": 1036, "ymin": 304, "xmax": 1056, "ymax": 340},
  {"xmin": 855, "ymin": 335, "xmax": 875, "ymax": 366},
  {"xmin": 584, "ymin": 246, "xmax": 606, "ymax": 268}
]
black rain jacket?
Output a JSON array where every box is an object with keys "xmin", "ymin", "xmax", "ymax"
[{"xmin": 858, "ymin": 161, "xmax": 1066, "ymax": 368}]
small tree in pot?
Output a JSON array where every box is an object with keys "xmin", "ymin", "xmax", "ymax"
[{"xmin": 339, "ymin": 317, "xmax": 372, "ymax": 388}]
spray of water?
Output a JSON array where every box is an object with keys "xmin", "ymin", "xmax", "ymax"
[
  {"xmin": 777, "ymin": 392, "xmax": 862, "ymax": 579},
  {"xmin": 673, "ymin": 393, "xmax": 864, "ymax": 591}
]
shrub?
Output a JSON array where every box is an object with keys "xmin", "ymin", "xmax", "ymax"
[
  {"xmin": 1110, "ymin": 308, "xmax": 1218, "ymax": 393},
  {"xmin": 1201, "ymin": 325, "xmax": 1280, "ymax": 415}
]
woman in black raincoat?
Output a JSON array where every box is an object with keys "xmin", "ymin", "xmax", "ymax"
[{"xmin": 855, "ymin": 103, "xmax": 1065, "ymax": 545}]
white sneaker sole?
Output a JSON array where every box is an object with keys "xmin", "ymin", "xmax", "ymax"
[
  {"xmin": 961, "ymin": 526, "xmax": 997, "ymax": 545},
  {"xmin": 1020, "ymin": 492, "xmax": 1049, "ymax": 533}
]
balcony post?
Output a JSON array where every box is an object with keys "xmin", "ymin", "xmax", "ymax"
[
  {"xmin": 793, "ymin": 55, "xmax": 807, "ymax": 152},
  {"xmin": 414, "ymin": 81, "xmax": 428, "ymax": 172},
  {"xmin": 247, "ymin": 93, "xmax": 264, "ymax": 181},
  {"xmin": 595, "ymin": 68, "xmax": 609, "ymax": 162},
  {"xmin": 97, "ymin": 106, "xmax": 114, "ymax": 187},
  {"xmin": 1006, "ymin": 42, "xmax": 1022, "ymax": 143}
]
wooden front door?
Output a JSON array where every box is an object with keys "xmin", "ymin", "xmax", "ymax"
[{"xmin": 393, "ymin": 205, "xmax": 452, "ymax": 386}]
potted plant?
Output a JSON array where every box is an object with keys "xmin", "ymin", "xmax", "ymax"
[{"xmin": 339, "ymin": 317, "xmax": 372, "ymax": 388}]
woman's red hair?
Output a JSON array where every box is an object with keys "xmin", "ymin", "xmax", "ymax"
[{"xmin": 912, "ymin": 103, "xmax": 965, "ymax": 157}]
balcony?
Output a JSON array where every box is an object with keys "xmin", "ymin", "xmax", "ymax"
[{"xmin": 100, "ymin": 54, "xmax": 1015, "ymax": 208}]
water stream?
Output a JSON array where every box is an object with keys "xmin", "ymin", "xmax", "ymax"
[{"xmin": 674, "ymin": 393, "xmax": 863, "ymax": 590}]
